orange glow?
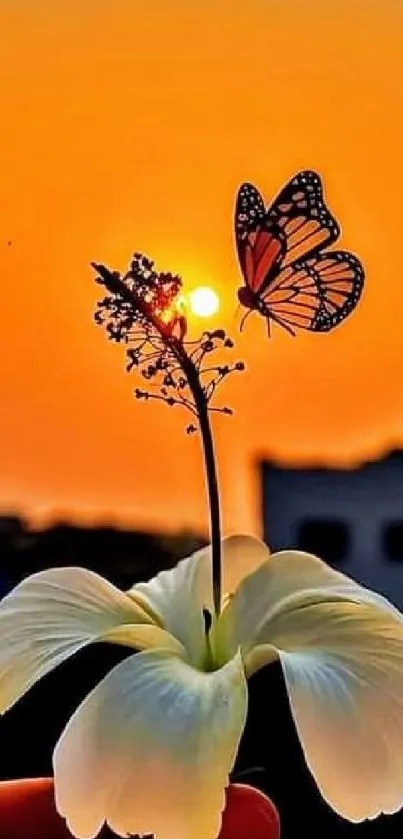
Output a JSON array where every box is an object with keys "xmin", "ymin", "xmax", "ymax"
[
  {"xmin": 1, "ymin": 1, "xmax": 403, "ymax": 538},
  {"xmin": 158, "ymin": 299, "xmax": 183, "ymax": 324}
]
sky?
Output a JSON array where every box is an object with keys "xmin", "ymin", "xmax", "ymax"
[{"xmin": 1, "ymin": 0, "xmax": 403, "ymax": 539}]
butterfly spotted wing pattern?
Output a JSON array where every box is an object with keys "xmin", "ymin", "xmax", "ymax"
[
  {"xmin": 235, "ymin": 170, "xmax": 364, "ymax": 334},
  {"xmin": 260, "ymin": 251, "xmax": 364, "ymax": 335}
]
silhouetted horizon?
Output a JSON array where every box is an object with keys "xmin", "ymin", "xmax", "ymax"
[{"xmin": 0, "ymin": 514, "xmax": 205, "ymax": 595}]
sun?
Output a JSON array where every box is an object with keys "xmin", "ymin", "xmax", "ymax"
[{"xmin": 188, "ymin": 286, "xmax": 220, "ymax": 318}]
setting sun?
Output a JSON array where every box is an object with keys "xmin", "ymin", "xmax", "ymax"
[{"xmin": 188, "ymin": 286, "xmax": 220, "ymax": 318}]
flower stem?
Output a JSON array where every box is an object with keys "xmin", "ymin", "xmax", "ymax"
[
  {"xmin": 196, "ymin": 397, "xmax": 222, "ymax": 618},
  {"xmin": 175, "ymin": 349, "xmax": 222, "ymax": 618},
  {"xmin": 133, "ymin": 311, "xmax": 223, "ymax": 616}
]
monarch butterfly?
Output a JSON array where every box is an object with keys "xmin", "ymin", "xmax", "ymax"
[{"xmin": 235, "ymin": 170, "xmax": 364, "ymax": 336}]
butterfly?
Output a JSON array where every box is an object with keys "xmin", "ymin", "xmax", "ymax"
[{"xmin": 234, "ymin": 170, "xmax": 364, "ymax": 336}]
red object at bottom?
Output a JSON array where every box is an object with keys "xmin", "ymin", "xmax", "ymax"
[
  {"xmin": 0, "ymin": 778, "xmax": 71, "ymax": 838},
  {"xmin": 0, "ymin": 778, "xmax": 280, "ymax": 839},
  {"xmin": 219, "ymin": 784, "xmax": 280, "ymax": 839}
]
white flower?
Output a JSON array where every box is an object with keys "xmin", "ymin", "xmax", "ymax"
[{"xmin": 1, "ymin": 534, "xmax": 403, "ymax": 839}]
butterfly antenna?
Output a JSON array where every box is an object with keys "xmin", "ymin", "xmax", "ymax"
[
  {"xmin": 230, "ymin": 302, "xmax": 242, "ymax": 331},
  {"xmin": 239, "ymin": 308, "xmax": 252, "ymax": 332}
]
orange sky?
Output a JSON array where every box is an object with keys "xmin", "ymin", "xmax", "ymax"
[{"xmin": 1, "ymin": 0, "xmax": 403, "ymax": 539}]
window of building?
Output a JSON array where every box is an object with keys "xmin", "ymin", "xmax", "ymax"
[
  {"xmin": 296, "ymin": 519, "xmax": 349, "ymax": 565},
  {"xmin": 383, "ymin": 522, "xmax": 403, "ymax": 561}
]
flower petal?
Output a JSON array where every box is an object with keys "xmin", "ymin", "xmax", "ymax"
[
  {"xmin": 130, "ymin": 547, "xmax": 212, "ymax": 665},
  {"xmin": 221, "ymin": 550, "xmax": 403, "ymax": 820},
  {"xmin": 0, "ymin": 567, "xmax": 160, "ymax": 713},
  {"xmin": 219, "ymin": 548, "xmax": 401, "ymax": 665},
  {"xmin": 54, "ymin": 649, "xmax": 248, "ymax": 839},
  {"xmin": 130, "ymin": 534, "xmax": 269, "ymax": 664},
  {"xmin": 220, "ymin": 535, "xmax": 270, "ymax": 598},
  {"xmin": 277, "ymin": 601, "xmax": 403, "ymax": 820}
]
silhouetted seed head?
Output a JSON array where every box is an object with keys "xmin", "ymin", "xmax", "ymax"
[{"xmin": 92, "ymin": 253, "xmax": 245, "ymax": 430}]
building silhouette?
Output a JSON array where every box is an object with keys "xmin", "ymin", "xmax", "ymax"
[{"xmin": 262, "ymin": 449, "xmax": 403, "ymax": 608}]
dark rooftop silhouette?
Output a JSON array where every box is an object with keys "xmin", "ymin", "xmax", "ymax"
[{"xmin": 0, "ymin": 515, "xmax": 205, "ymax": 596}]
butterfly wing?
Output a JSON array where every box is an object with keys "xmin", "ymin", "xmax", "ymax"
[
  {"xmin": 260, "ymin": 250, "xmax": 364, "ymax": 334},
  {"xmin": 265, "ymin": 170, "xmax": 340, "ymax": 268},
  {"xmin": 235, "ymin": 183, "xmax": 285, "ymax": 294}
]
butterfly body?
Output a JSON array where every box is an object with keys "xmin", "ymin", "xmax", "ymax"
[{"xmin": 235, "ymin": 171, "xmax": 364, "ymax": 336}]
